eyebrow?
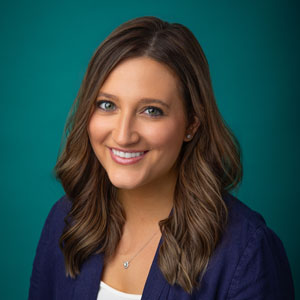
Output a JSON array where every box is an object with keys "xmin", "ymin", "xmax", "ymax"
[{"xmin": 97, "ymin": 92, "xmax": 170, "ymax": 109}]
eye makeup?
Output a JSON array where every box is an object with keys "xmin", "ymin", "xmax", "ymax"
[{"xmin": 95, "ymin": 99, "xmax": 165, "ymax": 118}]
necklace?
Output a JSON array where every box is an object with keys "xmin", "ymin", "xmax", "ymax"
[{"xmin": 122, "ymin": 231, "xmax": 160, "ymax": 269}]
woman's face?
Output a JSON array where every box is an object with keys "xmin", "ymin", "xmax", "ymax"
[{"xmin": 88, "ymin": 56, "xmax": 191, "ymax": 190}]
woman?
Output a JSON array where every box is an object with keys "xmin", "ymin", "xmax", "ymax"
[{"xmin": 29, "ymin": 16, "xmax": 294, "ymax": 299}]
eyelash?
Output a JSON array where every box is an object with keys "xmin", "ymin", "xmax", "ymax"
[
  {"xmin": 95, "ymin": 100, "xmax": 164, "ymax": 117},
  {"xmin": 96, "ymin": 100, "xmax": 115, "ymax": 111}
]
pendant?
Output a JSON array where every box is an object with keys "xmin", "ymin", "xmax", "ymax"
[{"xmin": 123, "ymin": 261, "xmax": 129, "ymax": 269}]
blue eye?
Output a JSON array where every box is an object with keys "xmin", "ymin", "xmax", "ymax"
[
  {"xmin": 96, "ymin": 100, "xmax": 115, "ymax": 111},
  {"xmin": 144, "ymin": 106, "xmax": 164, "ymax": 117}
]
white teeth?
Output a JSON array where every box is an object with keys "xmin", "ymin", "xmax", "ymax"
[{"xmin": 112, "ymin": 149, "xmax": 145, "ymax": 158}]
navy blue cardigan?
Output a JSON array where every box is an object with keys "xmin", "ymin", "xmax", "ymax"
[{"xmin": 29, "ymin": 193, "xmax": 295, "ymax": 299}]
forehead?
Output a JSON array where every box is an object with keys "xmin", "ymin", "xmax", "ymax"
[{"xmin": 99, "ymin": 57, "xmax": 183, "ymax": 103}]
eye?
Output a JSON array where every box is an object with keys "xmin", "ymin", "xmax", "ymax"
[
  {"xmin": 96, "ymin": 100, "xmax": 116, "ymax": 111},
  {"xmin": 143, "ymin": 106, "xmax": 164, "ymax": 117}
]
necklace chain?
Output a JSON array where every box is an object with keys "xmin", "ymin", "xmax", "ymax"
[{"xmin": 122, "ymin": 231, "xmax": 160, "ymax": 269}]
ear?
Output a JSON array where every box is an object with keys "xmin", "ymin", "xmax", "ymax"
[{"xmin": 183, "ymin": 115, "xmax": 200, "ymax": 142}]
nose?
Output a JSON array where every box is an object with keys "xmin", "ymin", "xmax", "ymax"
[{"xmin": 112, "ymin": 110, "xmax": 139, "ymax": 146}]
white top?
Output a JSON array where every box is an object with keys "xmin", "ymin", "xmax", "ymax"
[{"xmin": 97, "ymin": 281, "xmax": 142, "ymax": 300}]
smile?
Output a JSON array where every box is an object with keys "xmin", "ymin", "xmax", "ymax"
[
  {"xmin": 109, "ymin": 148, "xmax": 148, "ymax": 165},
  {"xmin": 112, "ymin": 149, "xmax": 145, "ymax": 158}
]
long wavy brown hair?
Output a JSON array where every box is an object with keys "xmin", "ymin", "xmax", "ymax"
[{"xmin": 54, "ymin": 16, "xmax": 242, "ymax": 293}]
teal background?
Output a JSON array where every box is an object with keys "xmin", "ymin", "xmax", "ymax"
[{"xmin": 1, "ymin": 0, "xmax": 299, "ymax": 298}]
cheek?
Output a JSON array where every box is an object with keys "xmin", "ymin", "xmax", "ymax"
[
  {"xmin": 142, "ymin": 119, "xmax": 185, "ymax": 150},
  {"xmin": 88, "ymin": 115, "xmax": 110, "ymax": 143}
]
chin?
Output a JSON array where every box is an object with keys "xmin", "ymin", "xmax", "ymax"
[
  {"xmin": 110, "ymin": 181, "xmax": 141, "ymax": 190},
  {"xmin": 108, "ymin": 174, "xmax": 143, "ymax": 190}
]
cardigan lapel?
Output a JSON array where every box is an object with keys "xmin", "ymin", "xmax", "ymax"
[
  {"xmin": 141, "ymin": 236, "xmax": 170, "ymax": 300},
  {"xmin": 71, "ymin": 235, "xmax": 170, "ymax": 300},
  {"xmin": 72, "ymin": 252, "xmax": 104, "ymax": 300}
]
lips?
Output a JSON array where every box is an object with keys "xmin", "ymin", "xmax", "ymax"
[{"xmin": 109, "ymin": 147, "xmax": 149, "ymax": 165}]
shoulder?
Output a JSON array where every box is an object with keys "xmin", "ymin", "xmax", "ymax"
[
  {"xmin": 220, "ymin": 192, "xmax": 291, "ymax": 267},
  {"xmin": 48, "ymin": 194, "xmax": 72, "ymax": 220},
  {"xmin": 201, "ymin": 192, "xmax": 295, "ymax": 299},
  {"xmin": 44, "ymin": 194, "xmax": 72, "ymax": 232},
  {"xmin": 38, "ymin": 194, "xmax": 73, "ymax": 245},
  {"xmin": 223, "ymin": 192, "xmax": 266, "ymax": 231},
  {"xmin": 31, "ymin": 193, "xmax": 72, "ymax": 259},
  {"xmin": 215, "ymin": 192, "xmax": 271, "ymax": 262},
  {"xmin": 219, "ymin": 192, "xmax": 288, "ymax": 259},
  {"xmin": 29, "ymin": 194, "xmax": 73, "ymax": 299}
]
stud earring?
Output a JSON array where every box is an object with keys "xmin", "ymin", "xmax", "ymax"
[{"xmin": 186, "ymin": 134, "xmax": 192, "ymax": 139}]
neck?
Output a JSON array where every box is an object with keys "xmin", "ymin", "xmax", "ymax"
[{"xmin": 117, "ymin": 169, "xmax": 177, "ymax": 228}]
